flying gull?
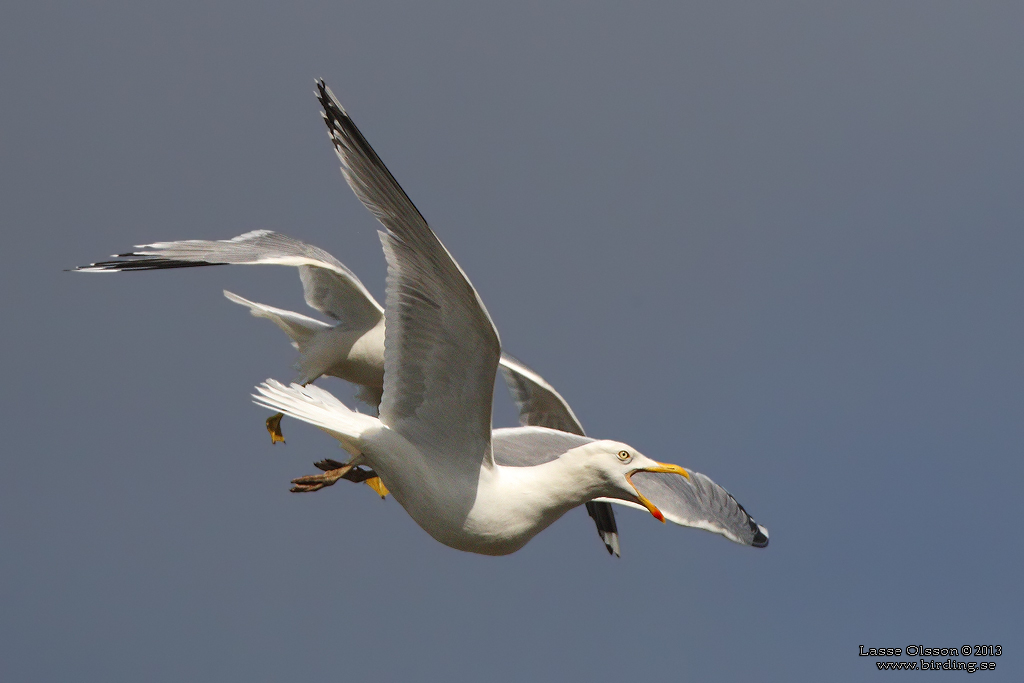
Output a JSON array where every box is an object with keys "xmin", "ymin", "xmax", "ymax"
[
  {"xmin": 249, "ymin": 81, "xmax": 768, "ymax": 554},
  {"xmin": 76, "ymin": 80, "xmax": 767, "ymax": 554}
]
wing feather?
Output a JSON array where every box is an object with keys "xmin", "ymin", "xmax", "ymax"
[
  {"xmin": 499, "ymin": 354, "xmax": 586, "ymax": 436},
  {"xmin": 74, "ymin": 230, "xmax": 383, "ymax": 329},
  {"xmin": 318, "ymin": 80, "xmax": 499, "ymax": 465},
  {"xmin": 629, "ymin": 470, "xmax": 769, "ymax": 547}
]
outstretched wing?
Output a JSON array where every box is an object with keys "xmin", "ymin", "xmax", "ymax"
[
  {"xmin": 74, "ymin": 230, "xmax": 383, "ymax": 330},
  {"xmin": 498, "ymin": 354, "xmax": 621, "ymax": 556},
  {"xmin": 597, "ymin": 470, "xmax": 769, "ymax": 547},
  {"xmin": 318, "ymin": 79, "xmax": 499, "ymax": 465},
  {"xmin": 499, "ymin": 354, "xmax": 587, "ymax": 435}
]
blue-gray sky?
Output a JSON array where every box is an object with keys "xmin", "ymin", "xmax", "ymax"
[{"xmin": 2, "ymin": 2, "xmax": 1022, "ymax": 681}]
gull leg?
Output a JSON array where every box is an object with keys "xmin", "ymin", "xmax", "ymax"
[
  {"xmin": 290, "ymin": 459, "xmax": 389, "ymax": 498},
  {"xmin": 266, "ymin": 413, "xmax": 286, "ymax": 444},
  {"xmin": 290, "ymin": 462, "xmax": 355, "ymax": 493},
  {"xmin": 327, "ymin": 461, "xmax": 389, "ymax": 498}
]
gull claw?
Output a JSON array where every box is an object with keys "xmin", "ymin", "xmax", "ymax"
[
  {"xmin": 314, "ymin": 458, "xmax": 346, "ymax": 471},
  {"xmin": 288, "ymin": 481, "xmax": 327, "ymax": 491}
]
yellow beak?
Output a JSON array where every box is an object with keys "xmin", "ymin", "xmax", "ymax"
[{"xmin": 626, "ymin": 463, "xmax": 690, "ymax": 523}]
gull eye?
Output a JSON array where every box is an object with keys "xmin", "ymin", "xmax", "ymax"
[{"xmin": 617, "ymin": 450, "xmax": 632, "ymax": 462}]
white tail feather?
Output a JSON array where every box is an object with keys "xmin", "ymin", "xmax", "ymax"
[
  {"xmin": 224, "ymin": 290, "xmax": 330, "ymax": 348},
  {"xmin": 253, "ymin": 380, "xmax": 377, "ymax": 456}
]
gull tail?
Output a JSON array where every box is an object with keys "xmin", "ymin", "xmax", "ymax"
[
  {"xmin": 224, "ymin": 291, "xmax": 336, "ymax": 385},
  {"xmin": 223, "ymin": 291, "xmax": 330, "ymax": 349},
  {"xmin": 253, "ymin": 380, "xmax": 378, "ymax": 457}
]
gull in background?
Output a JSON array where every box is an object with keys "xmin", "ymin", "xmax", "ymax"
[{"xmin": 249, "ymin": 80, "xmax": 768, "ymax": 554}]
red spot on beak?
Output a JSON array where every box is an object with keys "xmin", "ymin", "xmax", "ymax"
[{"xmin": 651, "ymin": 507, "xmax": 664, "ymax": 522}]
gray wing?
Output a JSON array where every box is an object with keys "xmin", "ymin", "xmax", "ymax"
[
  {"xmin": 491, "ymin": 426, "xmax": 595, "ymax": 467},
  {"xmin": 498, "ymin": 354, "xmax": 586, "ymax": 435},
  {"xmin": 613, "ymin": 470, "xmax": 769, "ymax": 547},
  {"xmin": 74, "ymin": 230, "xmax": 383, "ymax": 330},
  {"xmin": 317, "ymin": 79, "xmax": 500, "ymax": 464},
  {"xmin": 498, "ymin": 354, "xmax": 621, "ymax": 556}
]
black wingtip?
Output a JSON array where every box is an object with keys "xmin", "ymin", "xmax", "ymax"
[
  {"xmin": 315, "ymin": 79, "xmax": 349, "ymax": 123},
  {"xmin": 315, "ymin": 79, "xmax": 331, "ymax": 107},
  {"xmin": 586, "ymin": 501, "xmax": 620, "ymax": 557},
  {"xmin": 749, "ymin": 518, "xmax": 769, "ymax": 548},
  {"xmin": 73, "ymin": 258, "xmax": 227, "ymax": 272},
  {"xmin": 733, "ymin": 498, "xmax": 768, "ymax": 548}
]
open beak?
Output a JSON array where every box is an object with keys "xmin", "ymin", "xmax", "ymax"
[{"xmin": 626, "ymin": 463, "xmax": 690, "ymax": 523}]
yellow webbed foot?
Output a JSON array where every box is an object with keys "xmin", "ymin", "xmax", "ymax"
[
  {"xmin": 266, "ymin": 412, "xmax": 286, "ymax": 445},
  {"xmin": 365, "ymin": 476, "xmax": 389, "ymax": 499}
]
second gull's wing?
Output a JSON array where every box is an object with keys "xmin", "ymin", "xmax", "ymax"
[{"xmin": 74, "ymin": 230, "xmax": 383, "ymax": 330}]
